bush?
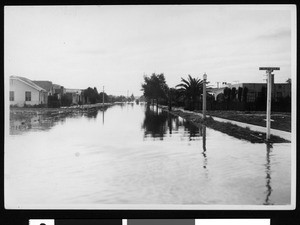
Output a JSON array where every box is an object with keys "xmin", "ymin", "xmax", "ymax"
[{"xmin": 48, "ymin": 95, "xmax": 60, "ymax": 108}]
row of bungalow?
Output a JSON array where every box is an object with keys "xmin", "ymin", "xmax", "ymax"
[
  {"xmin": 9, "ymin": 76, "xmax": 89, "ymax": 107},
  {"xmin": 210, "ymin": 82, "xmax": 291, "ymax": 102}
]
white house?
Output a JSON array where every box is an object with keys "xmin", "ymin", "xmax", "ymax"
[{"xmin": 9, "ymin": 76, "xmax": 48, "ymax": 107}]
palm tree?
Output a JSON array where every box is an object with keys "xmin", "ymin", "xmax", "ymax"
[{"xmin": 176, "ymin": 75, "xmax": 204, "ymax": 110}]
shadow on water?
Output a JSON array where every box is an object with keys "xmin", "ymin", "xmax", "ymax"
[{"xmin": 264, "ymin": 143, "xmax": 273, "ymax": 205}]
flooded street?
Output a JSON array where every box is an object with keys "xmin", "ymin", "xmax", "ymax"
[{"xmin": 5, "ymin": 104, "xmax": 291, "ymax": 208}]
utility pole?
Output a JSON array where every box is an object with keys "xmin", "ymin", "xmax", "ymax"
[
  {"xmin": 203, "ymin": 73, "xmax": 207, "ymax": 119},
  {"xmin": 259, "ymin": 67, "xmax": 280, "ymax": 140}
]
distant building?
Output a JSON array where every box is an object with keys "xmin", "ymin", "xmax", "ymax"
[
  {"xmin": 9, "ymin": 76, "xmax": 48, "ymax": 107},
  {"xmin": 211, "ymin": 82, "xmax": 291, "ymax": 102},
  {"xmin": 52, "ymin": 84, "xmax": 66, "ymax": 99},
  {"xmin": 65, "ymin": 88, "xmax": 83, "ymax": 105}
]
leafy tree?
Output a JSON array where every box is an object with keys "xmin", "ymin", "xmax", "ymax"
[
  {"xmin": 48, "ymin": 94, "xmax": 60, "ymax": 108},
  {"xmin": 238, "ymin": 87, "xmax": 243, "ymax": 102},
  {"xmin": 83, "ymin": 87, "xmax": 98, "ymax": 104},
  {"xmin": 176, "ymin": 75, "xmax": 204, "ymax": 111},
  {"xmin": 242, "ymin": 87, "xmax": 248, "ymax": 102},
  {"xmin": 61, "ymin": 93, "xmax": 73, "ymax": 107},
  {"xmin": 231, "ymin": 87, "xmax": 237, "ymax": 101},
  {"xmin": 255, "ymin": 86, "xmax": 267, "ymax": 110},
  {"xmin": 141, "ymin": 73, "xmax": 169, "ymax": 106},
  {"xmin": 223, "ymin": 87, "xmax": 231, "ymax": 102},
  {"xmin": 223, "ymin": 87, "xmax": 232, "ymax": 110},
  {"xmin": 99, "ymin": 92, "xmax": 109, "ymax": 103},
  {"xmin": 130, "ymin": 94, "xmax": 135, "ymax": 102}
]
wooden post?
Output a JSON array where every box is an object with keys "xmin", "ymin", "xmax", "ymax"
[
  {"xmin": 266, "ymin": 71, "xmax": 272, "ymax": 140},
  {"xmin": 259, "ymin": 67, "xmax": 280, "ymax": 141}
]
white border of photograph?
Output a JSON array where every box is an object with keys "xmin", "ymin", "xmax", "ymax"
[{"xmin": 4, "ymin": 4, "xmax": 297, "ymax": 210}]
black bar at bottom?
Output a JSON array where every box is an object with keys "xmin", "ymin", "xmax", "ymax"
[
  {"xmin": 56, "ymin": 219, "xmax": 122, "ymax": 225},
  {"xmin": 128, "ymin": 219, "xmax": 195, "ymax": 225}
]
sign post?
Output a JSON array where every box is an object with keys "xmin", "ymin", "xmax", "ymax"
[{"xmin": 259, "ymin": 67, "xmax": 280, "ymax": 140}]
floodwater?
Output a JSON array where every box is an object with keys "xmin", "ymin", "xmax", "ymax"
[{"xmin": 5, "ymin": 104, "xmax": 291, "ymax": 208}]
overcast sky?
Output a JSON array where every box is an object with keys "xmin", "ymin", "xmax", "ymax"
[{"xmin": 4, "ymin": 5, "xmax": 296, "ymax": 96}]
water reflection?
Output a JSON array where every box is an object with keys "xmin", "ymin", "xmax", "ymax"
[
  {"xmin": 142, "ymin": 106, "xmax": 206, "ymax": 142},
  {"xmin": 6, "ymin": 104, "xmax": 291, "ymax": 206},
  {"xmin": 100, "ymin": 107, "xmax": 109, "ymax": 124},
  {"xmin": 201, "ymin": 125, "xmax": 208, "ymax": 170},
  {"xmin": 142, "ymin": 107, "xmax": 169, "ymax": 139},
  {"xmin": 102, "ymin": 109, "xmax": 105, "ymax": 124},
  {"xmin": 85, "ymin": 109, "xmax": 98, "ymax": 119},
  {"xmin": 142, "ymin": 105, "xmax": 187, "ymax": 140},
  {"xmin": 183, "ymin": 120, "xmax": 200, "ymax": 141},
  {"xmin": 264, "ymin": 143, "xmax": 273, "ymax": 205},
  {"xmin": 10, "ymin": 113, "xmax": 68, "ymax": 135}
]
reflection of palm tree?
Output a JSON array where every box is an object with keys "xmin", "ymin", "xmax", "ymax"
[
  {"xmin": 264, "ymin": 143, "xmax": 273, "ymax": 205},
  {"xmin": 176, "ymin": 75, "xmax": 204, "ymax": 110}
]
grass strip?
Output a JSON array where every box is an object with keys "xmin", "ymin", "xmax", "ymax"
[{"xmin": 169, "ymin": 109, "xmax": 290, "ymax": 144}]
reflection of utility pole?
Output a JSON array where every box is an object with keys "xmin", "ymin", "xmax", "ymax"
[
  {"xmin": 201, "ymin": 125, "xmax": 208, "ymax": 172},
  {"xmin": 168, "ymin": 113, "xmax": 172, "ymax": 134},
  {"xmin": 259, "ymin": 67, "xmax": 280, "ymax": 140},
  {"xmin": 102, "ymin": 110, "xmax": 104, "ymax": 125},
  {"xmin": 264, "ymin": 143, "xmax": 273, "ymax": 205},
  {"xmin": 202, "ymin": 125, "xmax": 206, "ymax": 152}
]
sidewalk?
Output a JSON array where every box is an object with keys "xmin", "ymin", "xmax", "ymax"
[{"xmin": 172, "ymin": 107, "xmax": 292, "ymax": 142}]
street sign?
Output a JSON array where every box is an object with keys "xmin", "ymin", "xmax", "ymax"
[{"xmin": 259, "ymin": 67, "xmax": 280, "ymax": 71}]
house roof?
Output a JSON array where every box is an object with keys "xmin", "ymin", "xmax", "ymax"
[
  {"xmin": 10, "ymin": 76, "xmax": 46, "ymax": 92},
  {"xmin": 53, "ymin": 84, "xmax": 63, "ymax": 89},
  {"xmin": 32, "ymin": 80, "xmax": 53, "ymax": 92}
]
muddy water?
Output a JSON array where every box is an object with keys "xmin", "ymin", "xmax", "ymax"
[{"xmin": 5, "ymin": 104, "xmax": 291, "ymax": 208}]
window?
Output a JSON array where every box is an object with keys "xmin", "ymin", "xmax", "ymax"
[
  {"xmin": 9, "ymin": 91, "xmax": 14, "ymax": 101},
  {"xmin": 25, "ymin": 91, "xmax": 31, "ymax": 101}
]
